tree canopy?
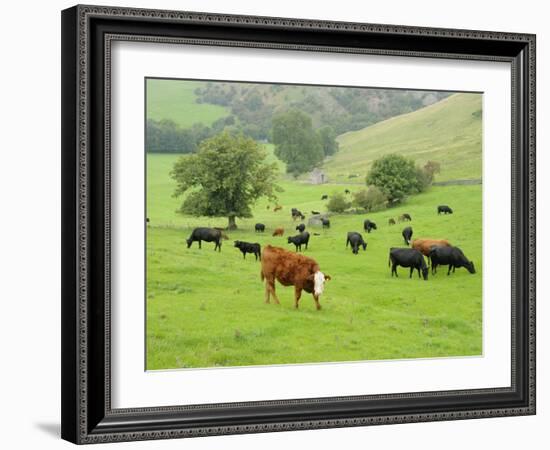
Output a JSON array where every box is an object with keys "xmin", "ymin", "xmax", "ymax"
[
  {"xmin": 366, "ymin": 154, "xmax": 427, "ymax": 203},
  {"xmin": 170, "ymin": 131, "xmax": 281, "ymax": 229}
]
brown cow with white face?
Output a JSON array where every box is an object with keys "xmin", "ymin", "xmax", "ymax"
[{"xmin": 260, "ymin": 245, "xmax": 331, "ymax": 310}]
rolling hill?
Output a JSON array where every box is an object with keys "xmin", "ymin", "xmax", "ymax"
[
  {"xmin": 326, "ymin": 93, "xmax": 482, "ymax": 182},
  {"xmin": 146, "ymin": 78, "xmax": 230, "ymax": 128}
]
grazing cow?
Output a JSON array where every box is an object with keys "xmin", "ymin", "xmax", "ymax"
[
  {"xmin": 255, "ymin": 223, "xmax": 265, "ymax": 232},
  {"xmin": 363, "ymin": 219, "xmax": 377, "ymax": 233},
  {"xmin": 260, "ymin": 245, "xmax": 331, "ymax": 310},
  {"xmin": 388, "ymin": 218, "xmax": 396, "ymax": 226},
  {"xmin": 402, "ymin": 226, "xmax": 413, "ymax": 245},
  {"xmin": 346, "ymin": 232, "xmax": 367, "ymax": 254},
  {"xmin": 437, "ymin": 205, "xmax": 453, "ymax": 215},
  {"xmin": 291, "ymin": 208, "xmax": 305, "ymax": 221},
  {"xmin": 429, "ymin": 246, "xmax": 475, "ymax": 275},
  {"xmin": 398, "ymin": 213, "xmax": 412, "ymax": 222},
  {"xmin": 322, "ymin": 218, "xmax": 330, "ymax": 229},
  {"xmin": 186, "ymin": 227, "xmax": 223, "ymax": 251},
  {"xmin": 389, "ymin": 248, "xmax": 428, "ymax": 280},
  {"xmin": 412, "ymin": 238, "xmax": 451, "ymax": 257},
  {"xmin": 311, "ymin": 210, "xmax": 320, "ymax": 215},
  {"xmin": 288, "ymin": 231, "xmax": 310, "ymax": 252},
  {"xmin": 234, "ymin": 240, "xmax": 261, "ymax": 261},
  {"xmin": 296, "ymin": 223, "xmax": 306, "ymax": 233},
  {"xmin": 321, "ymin": 194, "xmax": 328, "ymax": 200},
  {"xmin": 272, "ymin": 227, "xmax": 284, "ymax": 237},
  {"xmin": 266, "ymin": 205, "xmax": 270, "ymax": 210},
  {"xmin": 344, "ymin": 189, "xmax": 351, "ymax": 194},
  {"xmin": 273, "ymin": 205, "xmax": 282, "ymax": 212}
]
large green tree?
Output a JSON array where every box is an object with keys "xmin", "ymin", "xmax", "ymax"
[
  {"xmin": 317, "ymin": 126, "xmax": 339, "ymax": 156},
  {"xmin": 272, "ymin": 109, "xmax": 324, "ymax": 176},
  {"xmin": 366, "ymin": 154, "xmax": 425, "ymax": 203},
  {"xmin": 171, "ymin": 131, "xmax": 280, "ymax": 229}
]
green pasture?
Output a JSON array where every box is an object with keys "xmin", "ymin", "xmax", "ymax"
[
  {"xmin": 146, "ymin": 78, "xmax": 229, "ymax": 128},
  {"xmin": 329, "ymin": 93, "xmax": 482, "ymax": 182},
  {"xmin": 146, "ymin": 154, "xmax": 482, "ymax": 369}
]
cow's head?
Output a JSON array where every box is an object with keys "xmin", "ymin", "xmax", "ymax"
[
  {"xmin": 421, "ymin": 267, "xmax": 429, "ymax": 280},
  {"xmin": 362, "ymin": 242, "xmax": 367, "ymax": 251},
  {"xmin": 186, "ymin": 238, "xmax": 193, "ymax": 248},
  {"xmin": 466, "ymin": 261, "xmax": 476, "ymax": 274},
  {"xmin": 308, "ymin": 271, "xmax": 331, "ymax": 297}
]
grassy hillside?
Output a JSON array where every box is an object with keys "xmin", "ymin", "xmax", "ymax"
[
  {"xmin": 146, "ymin": 78, "xmax": 229, "ymax": 128},
  {"xmin": 146, "ymin": 155, "xmax": 482, "ymax": 370},
  {"xmin": 327, "ymin": 93, "xmax": 482, "ymax": 182}
]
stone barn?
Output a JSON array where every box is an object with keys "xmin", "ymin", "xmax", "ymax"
[{"xmin": 309, "ymin": 168, "xmax": 328, "ymax": 184}]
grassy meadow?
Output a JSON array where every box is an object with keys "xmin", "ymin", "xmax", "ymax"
[
  {"xmin": 145, "ymin": 83, "xmax": 483, "ymax": 370},
  {"xmin": 146, "ymin": 154, "xmax": 482, "ymax": 369}
]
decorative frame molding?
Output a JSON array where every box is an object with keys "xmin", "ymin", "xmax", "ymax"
[{"xmin": 61, "ymin": 4, "xmax": 536, "ymax": 444}]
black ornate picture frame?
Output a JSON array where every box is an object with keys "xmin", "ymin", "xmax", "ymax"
[{"xmin": 61, "ymin": 4, "xmax": 536, "ymax": 444}]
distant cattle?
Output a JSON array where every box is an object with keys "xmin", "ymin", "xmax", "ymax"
[
  {"xmin": 186, "ymin": 227, "xmax": 223, "ymax": 252},
  {"xmin": 437, "ymin": 205, "xmax": 453, "ymax": 215},
  {"xmin": 296, "ymin": 223, "xmax": 306, "ymax": 233},
  {"xmin": 322, "ymin": 218, "xmax": 330, "ymax": 229},
  {"xmin": 260, "ymin": 245, "xmax": 331, "ymax": 310},
  {"xmin": 291, "ymin": 208, "xmax": 305, "ymax": 221},
  {"xmin": 388, "ymin": 218, "xmax": 396, "ymax": 226},
  {"xmin": 146, "ymin": 217, "xmax": 150, "ymax": 225},
  {"xmin": 429, "ymin": 246, "xmax": 475, "ymax": 275},
  {"xmin": 363, "ymin": 219, "xmax": 377, "ymax": 233},
  {"xmin": 389, "ymin": 247, "xmax": 428, "ymax": 280},
  {"xmin": 321, "ymin": 195, "xmax": 328, "ymax": 200},
  {"xmin": 344, "ymin": 189, "xmax": 351, "ymax": 194},
  {"xmin": 346, "ymin": 232, "xmax": 367, "ymax": 255},
  {"xmin": 272, "ymin": 227, "xmax": 284, "ymax": 237},
  {"xmin": 255, "ymin": 223, "xmax": 265, "ymax": 233},
  {"xmin": 412, "ymin": 238, "xmax": 451, "ymax": 257},
  {"xmin": 273, "ymin": 205, "xmax": 282, "ymax": 212},
  {"xmin": 288, "ymin": 231, "xmax": 310, "ymax": 252},
  {"xmin": 402, "ymin": 226, "xmax": 413, "ymax": 245},
  {"xmin": 311, "ymin": 210, "xmax": 320, "ymax": 215},
  {"xmin": 234, "ymin": 241, "xmax": 261, "ymax": 261},
  {"xmin": 398, "ymin": 213, "xmax": 412, "ymax": 222},
  {"xmin": 266, "ymin": 205, "xmax": 270, "ymax": 210}
]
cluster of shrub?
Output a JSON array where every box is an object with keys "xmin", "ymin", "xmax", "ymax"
[{"xmin": 327, "ymin": 156, "xmax": 441, "ymax": 213}]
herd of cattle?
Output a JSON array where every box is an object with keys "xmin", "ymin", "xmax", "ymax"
[{"xmin": 184, "ymin": 204, "xmax": 476, "ymax": 309}]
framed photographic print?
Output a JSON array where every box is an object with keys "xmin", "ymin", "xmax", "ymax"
[{"xmin": 61, "ymin": 4, "xmax": 536, "ymax": 444}]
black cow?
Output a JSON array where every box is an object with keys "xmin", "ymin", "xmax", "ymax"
[
  {"xmin": 344, "ymin": 189, "xmax": 351, "ymax": 194},
  {"xmin": 287, "ymin": 231, "xmax": 310, "ymax": 252},
  {"xmin": 296, "ymin": 223, "xmax": 306, "ymax": 233},
  {"xmin": 186, "ymin": 227, "xmax": 223, "ymax": 251},
  {"xmin": 255, "ymin": 223, "xmax": 265, "ymax": 232},
  {"xmin": 291, "ymin": 208, "xmax": 305, "ymax": 221},
  {"xmin": 311, "ymin": 210, "xmax": 320, "ymax": 215},
  {"xmin": 321, "ymin": 195, "xmax": 328, "ymax": 200},
  {"xmin": 322, "ymin": 218, "xmax": 330, "ymax": 229},
  {"xmin": 402, "ymin": 226, "xmax": 413, "ymax": 245},
  {"xmin": 389, "ymin": 248, "xmax": 428, "ymax": 280},
  {"xmin": 234, "ymin": 240, "xmax": 261, "ymax": 260},
  {"xmin": 437, "ymin": 205, "xmax": 453, "ymax": 215},
  {"xmin": 398, "ymin": 213, "xmax": 412, "ymax": 222},
  {"xmin": 429, "ymin": 246, "xmax": 475, "ymax": 275},
  {"xmin": 363, "ymin": 219, "xmax": 377, "ymax": 233},
  {"xmin": 346, "ymin": 232, "xmax": 367, "ymax": 254}
]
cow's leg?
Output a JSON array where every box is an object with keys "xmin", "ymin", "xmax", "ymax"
[
  {"xmin": 447, "ymin": 265, "xmax": 452, "ymax": 275},
  {"xmin": 392, "ymin": 264, "xmax": 398, "ymax": 277},
  {"xmin": 267, "ymin": 278, "xmax": 280, "ymax": 304},
  {"xmin": 218, "ymin": 240, "xmax": 222, "ymax": 252},
  {"xmin": 242, "ymin": 251, "xmax": 246, "ymax": 259},
  {"xmin": 409, "ymin": 267, "xmax": 414, "ymax": 278},
  {"xmin": 294, "ymin": 286, "xmax": 302, "ymax": 309},
  {"xmin": 312, "ymin": 294, "xmax": 321, "ymax": 311},
  {"xmin": 264, "ymin": 278, "xmax": 271, "ymax": 304},
  {"xmin": 198, "ymin": 240, "xmax": 202, "ymax": 249}
]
